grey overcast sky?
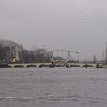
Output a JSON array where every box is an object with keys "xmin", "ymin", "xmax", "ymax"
[{"xmin": 0, "ymin": 0, "xmax": 107, "ymax": 60}]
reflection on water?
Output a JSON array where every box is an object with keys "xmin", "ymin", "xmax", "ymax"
[{"xmin": 0, "ymin": 68, "xmax": 107, "ymax": 107}]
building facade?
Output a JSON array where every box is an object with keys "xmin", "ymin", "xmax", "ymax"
[{"xmin": 0, "ymin": 39, "xmax": 23, "ymax": 63}]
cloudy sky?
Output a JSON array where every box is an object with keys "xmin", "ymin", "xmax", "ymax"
[{"xmin": 0, "ymin": 0, "xmax": 107, "ymax": 60}]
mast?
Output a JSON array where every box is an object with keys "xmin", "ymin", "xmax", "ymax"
[{"xmin": 106, "ymin": 42, "xmax": 107, "ymax": 65}]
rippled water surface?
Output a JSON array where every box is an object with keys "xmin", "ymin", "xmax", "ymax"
[{"xmin": 0, "ymin": 67, "xmax": 107, "ymax": 107}]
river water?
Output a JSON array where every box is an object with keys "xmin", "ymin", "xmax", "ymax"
[{"xmin": 0, "ymin": 67, "xmax": 107, "ymax": 107}]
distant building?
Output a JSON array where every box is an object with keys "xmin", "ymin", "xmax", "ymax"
[
  {"xmin": 0, "ymin": 39, "xmax": 23, "ymax": 63},
  {"xmin": 22, "ymin": 50, "xmax": 35, "ymax": 63},
  {"xmin": 22, "ymin": 48, "xmax": 53, "ymax": 63},
  {"xmin": 36, "ymin": 48, "xmax": 53, "ymax": 63}
]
